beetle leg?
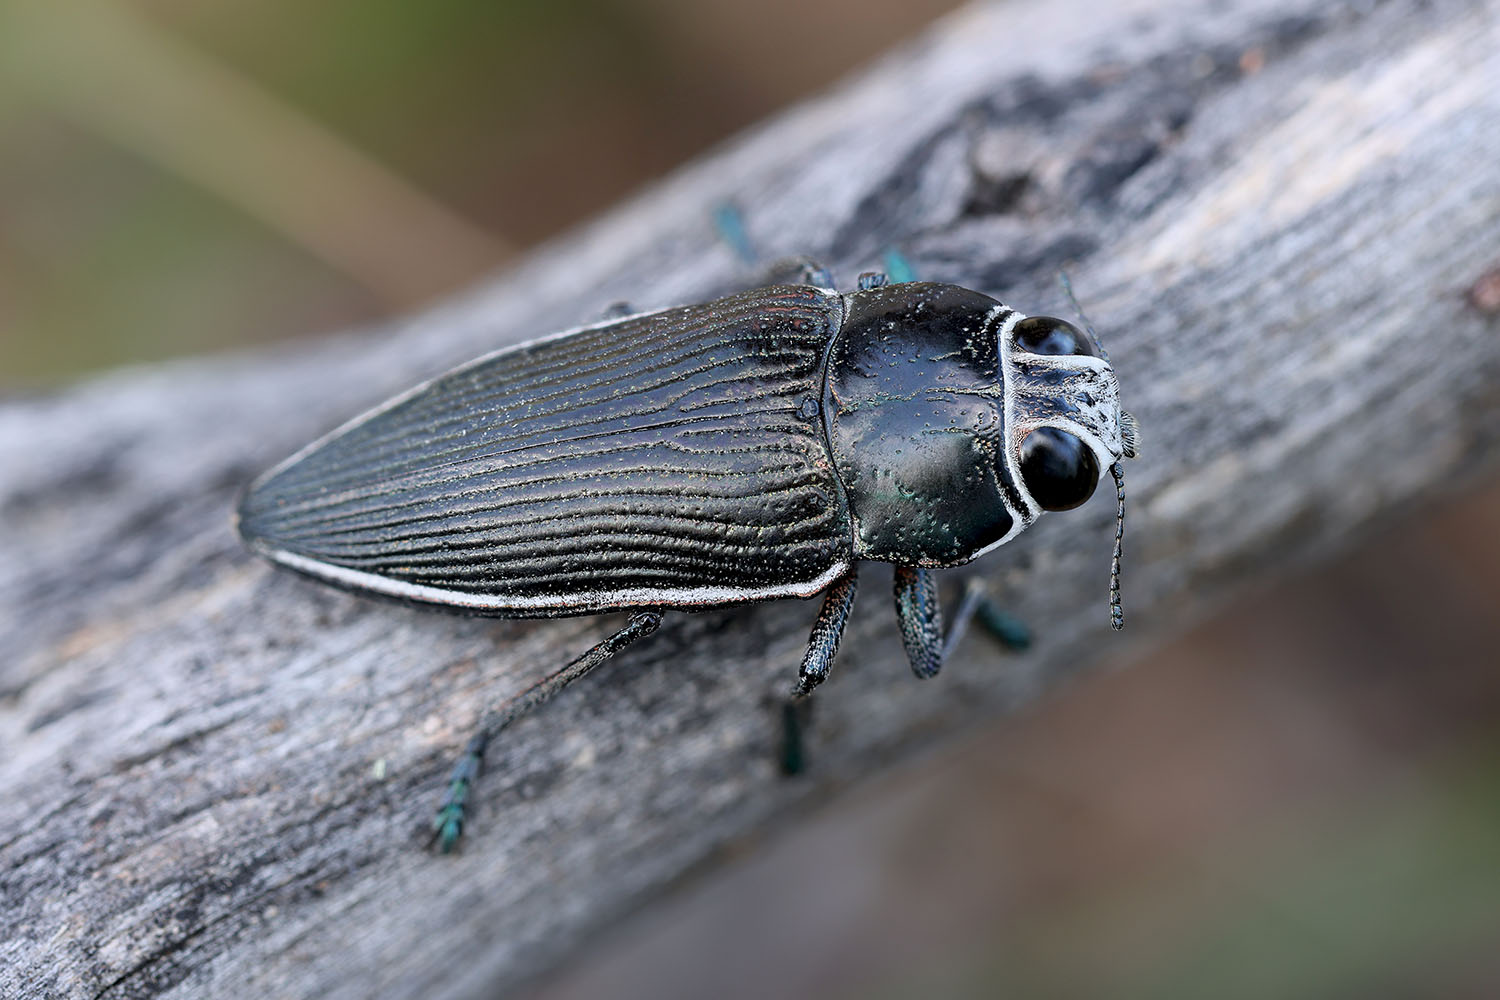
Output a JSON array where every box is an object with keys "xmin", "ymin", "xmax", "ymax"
[
  {"xmin": 758, "ymin": 255, "xmax": 836, "ymax": 290},
  {"xmin": 712, "ymin": 200, "xmax": 758, "ymax": 265},
  {"xmin": 942, "ymin": 578, "xmax": 1031, "ymax": 659},
  {"xmin": 893, "ymin": 565, "xmax": 944, "ymax": 680},
  {"xmin": 882, "ymin": 248, "xmax": 917, "ymax": 284},
  {"xmin": 856, "ymin": 251, "xmax": 918, "ymax": 290},
  {"xmin": 712, "ymin": 200, "xmax": 836, "ymax": 288},
  {"xmin": 431, "ymin": 610, "xmax": 663, "ymax": 852},
  {"xmin": 791, "ymin": 566, "xmax": 859, "ymax": 698},
  {"xmin": 778, "ymin": 698, "xmax": 814, "ymax": 776},
  {"xmin": 598, "ymin": 301, "xmax": 636, "ymax": 320}
]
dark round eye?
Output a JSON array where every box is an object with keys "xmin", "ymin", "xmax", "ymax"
[
  {"xmin": 1019, "ymin": 427, "xmax": 1099, "ymax": 511},
  {"xmin": 1013, "ymin": 316, "xmax": 1097, "ymax": 357}
]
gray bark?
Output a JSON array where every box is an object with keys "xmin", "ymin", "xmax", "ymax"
[{"xmin": 4, "ymin": 0, "xmax": 1499, "ymax": 996}]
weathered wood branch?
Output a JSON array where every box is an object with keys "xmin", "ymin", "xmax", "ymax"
[{"xmin": 3, "ymin": 0, "xmax": 1499, "ymax": 996}]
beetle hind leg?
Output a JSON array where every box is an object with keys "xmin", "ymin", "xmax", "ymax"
[{"xmin": 431, "ymin": 610, "xmax": 663, "ymax": 852}]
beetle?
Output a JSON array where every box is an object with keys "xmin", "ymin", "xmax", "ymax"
[{"xmin": 236, "ymin": 266, "xmax": 1136, "ymax": 850}]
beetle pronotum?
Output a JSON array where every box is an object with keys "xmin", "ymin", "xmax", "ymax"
[{"xmin": 237, "ymin": 267, "xmax": 1136, "ymax": 850}]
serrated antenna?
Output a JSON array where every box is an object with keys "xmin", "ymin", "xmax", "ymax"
[{"xmin": 1109, "ymin": 461, "xmax": 1126, "ymax": 630}]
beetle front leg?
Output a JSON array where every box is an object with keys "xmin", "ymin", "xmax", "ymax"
[
  {"xmin": 942, "ymin": 578, "xmax": 1031, "ymax": 658},
  {"xmin": 431, "ymin": 610, "xmax": 662, "ymax": 852},
  {"xmin": 893, "ymin": 565, "xmax": 944, "ymax": 679},
  {"xmin": 791, "ymin": 566, "xmax": 859, "ymax": 698}
]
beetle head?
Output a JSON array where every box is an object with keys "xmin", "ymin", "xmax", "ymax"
[
  {"xmin": 1002, "ymin": 315, "xmax": 1127, "ymax": 514},
  {"xmin": 998, "ymin": 311, "xmax": 1137, "ymax": 628}
]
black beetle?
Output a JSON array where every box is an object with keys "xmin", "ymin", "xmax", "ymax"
[{"xmin": 237, "ymin": 270, "xmax": 1136, "ymax": 849}]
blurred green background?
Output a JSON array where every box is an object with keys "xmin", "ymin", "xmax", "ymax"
[
  {"xmin": 0, "ymin": 0, "xmax": 960, "ymax": 383},
  {"xmin": 4, "ymin": 2, "xmax": 1498, "ymax": 998}
]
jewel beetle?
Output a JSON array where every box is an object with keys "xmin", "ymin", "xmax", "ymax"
[{"xmin": 237, "ymin": 267, "xmax": 1137, "ymax": 850}]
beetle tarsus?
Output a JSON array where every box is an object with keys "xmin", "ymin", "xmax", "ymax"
[
  {"xmin": 711, "ymin": 200, "xmax": 757, "ymax": 266},
  {"xmin": 778, "ymin": 699, "xmax": 814, "ymax": 776},
  {"xmin": 882, "ymin": 248, "xmax": 917, "ymax": 284},
  {"xmin": 791, "ymin": 567, "xmax": 859, "ymax": 698},
  {"xmin": 431, "ymin": 730, "xmax": 488, "ymax": 853},
  {"xmin": 429, "ymin": 611, "xmax": 663, "ymax": 852},
  {"xmin": 976, "ymin": 599, "xmax": 1033, "ymax": 651}
]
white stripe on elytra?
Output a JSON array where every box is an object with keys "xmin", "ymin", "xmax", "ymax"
[{"xmin": 257, "ymin": 544, "xmax": 852, "ymax": 613}]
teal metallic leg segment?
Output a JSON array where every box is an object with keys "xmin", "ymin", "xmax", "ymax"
[
  {"xmin": 882, "ymin": 248, "xmax": 917, "ymax": 284},
  {"xmin": 713, "ymin": 200, "xmax": 836, "ymax": 289},
  {"xmin": 431, "ymin": 611, "xmax": 662, "ymax": 852},
  {"xmin": 942, "ymin": 578, "xmax": 1032, "ymax": 660}
]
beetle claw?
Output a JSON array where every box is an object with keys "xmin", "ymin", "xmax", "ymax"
[
  {"xmin": 428, "ymin": 731, "xmax": 486, "ymax": 852},
  {"xmin": 431, "ymin": 805, "xmax": 465, "ymax": 854}
]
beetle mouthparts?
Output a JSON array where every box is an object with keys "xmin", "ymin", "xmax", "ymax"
[{"xmin": 1120, "ymin": 410, "xmax": 1140, "ymax": 459}]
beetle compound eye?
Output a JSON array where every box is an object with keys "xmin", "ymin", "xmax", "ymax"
[
  {"xmin": 1019, "ymin": 427, "xmax": 1099, "ymax": 511},
  {"xmin": 1013, "ymin": 316, "xmax": 1096, "ymax": 357}
]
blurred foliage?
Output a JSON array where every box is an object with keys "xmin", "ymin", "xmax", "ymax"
[
  {"xmin": 0, "ymin": 0, "xmax": 960, "ymax": 384},
  {"xmin": 947, "ymin": 749, "xmax": 1500, "ymax": 999}
]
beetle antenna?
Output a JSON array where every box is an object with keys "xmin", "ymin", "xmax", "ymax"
[
  {"xmin": 1058, "ymin": 270, "xmax": 1110, "ymax": 364},
  {"xmin": 1109, "ymin": 460, "xmax": 1126, "ymax": 630}
]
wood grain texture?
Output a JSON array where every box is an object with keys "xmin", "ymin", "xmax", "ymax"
[{"xmin": 3, "ymin": 0, "xmax": 1499, "ymax": 997}]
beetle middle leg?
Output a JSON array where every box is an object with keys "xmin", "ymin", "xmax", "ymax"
[{"xmin": 431, "ymin": 610, "xmax": 662, "ymax": 852}]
